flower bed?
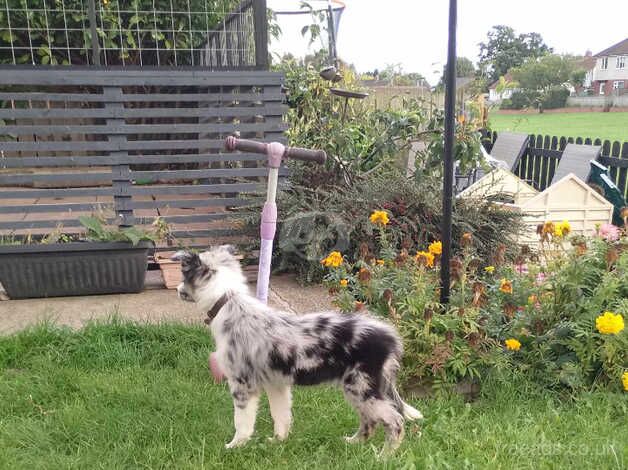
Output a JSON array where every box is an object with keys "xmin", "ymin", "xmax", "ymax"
[{"xmin": 322, "ymin": 211, "xmax": 628, "ymax": 393}]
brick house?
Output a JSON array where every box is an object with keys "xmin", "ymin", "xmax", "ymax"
[{"xmin": 591, "ymin": 38, "xmax": 628, "ymax": 95}]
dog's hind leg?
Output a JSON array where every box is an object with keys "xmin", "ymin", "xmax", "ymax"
[
  {"xmin": 226, "ymin": 383, "xmax": 260, "ymax": 449},
  {"xmin": 344, "ymin": 414, "xmax": 375, "ymax": 444},
  {"xmin": 265, "ymin": 384, "xmax": 292, "ymax": 441},
  {"xmin": 363, "ymin": 398, "xmax": 405, "ymax": 455}
]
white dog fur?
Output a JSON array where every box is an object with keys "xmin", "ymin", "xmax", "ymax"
[{"xmin": 173, "ymin": 246, "xmax": 422, "ymax": 453}]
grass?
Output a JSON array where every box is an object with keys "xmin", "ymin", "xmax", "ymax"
[
  {"xmin": 1, "ymin": 320, "xmax": 626, "ymax": 469},
  {"xmin": 489, "ymin": 111, "xmax": 628, "ymax": 143}
]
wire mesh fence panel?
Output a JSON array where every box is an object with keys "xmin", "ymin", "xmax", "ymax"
[{"xmin": 0, "ymin": 0, "xmax": 266, "ymax": 68}]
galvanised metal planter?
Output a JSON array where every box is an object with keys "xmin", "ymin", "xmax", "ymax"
[{"xmin": 0, "ymin": 241, "xmax": 152, "ymax": 299}]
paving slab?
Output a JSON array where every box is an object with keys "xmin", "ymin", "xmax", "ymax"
[{"xmin": 0, "ymin": 274, "xmax": 335, "ymax": 335}]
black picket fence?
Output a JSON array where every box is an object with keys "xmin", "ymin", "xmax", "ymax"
[{"xmin": 481, "ymin": 130, "xmax": 628, "ymax": 198}]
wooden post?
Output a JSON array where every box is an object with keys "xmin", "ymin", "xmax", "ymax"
[
  {"xmin": 440, "ymin": 0, "xmax": 457, "ymax": 304},
  {"xmin": 252, "ymin": 0, "xmax": 269, "ymax": 70},
  {"xmin": 87, "ymin": 0, "xmax": 100, "ymax": 65},
  {"xmin": 104, "ymin": 87, "xmax": 133, "ymax": 228}
]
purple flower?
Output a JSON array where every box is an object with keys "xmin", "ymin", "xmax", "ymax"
[{"xmin": 515, "ymin": 263, "xmax": 529, "ymax": 275}]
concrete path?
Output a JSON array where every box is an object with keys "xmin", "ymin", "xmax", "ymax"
[{"xmin": 0, "ymin": 274, "xmax": 335, "ymax": 335}]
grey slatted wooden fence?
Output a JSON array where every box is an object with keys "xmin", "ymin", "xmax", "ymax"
[
  {"xmin": 482, "ymin": 130, "xmax": 628, "ymax": 199},
  {"xmin": 0, "ymin": 66, "xmax": 286, "ymax": 250}
]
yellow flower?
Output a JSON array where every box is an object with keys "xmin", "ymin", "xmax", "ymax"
[
  {"xmin": 622, "ymin": 372, "xmax": 628, "ymax": 392},
  {"xmin": 528, "ymin": 294, "xmax": 538, "ymax": 305},
  {"xmin": 369, "ymin": 210, "xmax": 389, "ymax": 226},
  {"xmin": 339, "ymin": 279, "xmax": 348, "ymax": 287},
  {"xmin": 321, "ymin": 251, "xmax": 343, "ymax": 268},
  {"xmin": 595, "ymin": 311, "xmax": 624, "ymax": 335},
  {"xmin": 553, "ymin": 220, "xmax": 571, "ymax": 238},
  {"xmin": 505, "ymin": 338, "xmax": 521, "ymax": 351},
  {"xmin": 499, "ymin": 278, "xmax": 513, "ymax": 294},
  {"xmin": 415, "ymin": 250, "xmax": 435, "ymax": 268},
  {"xmin": 484, "ymin": 265, "xmax": 495, "ymax": 274},
  {"xmin": 376, "ymin": 259, "xmax": 385, "ymax": 265},
  {"xmin": 428, "ymin": 240, "xmax": 442, "ymax": 256}
]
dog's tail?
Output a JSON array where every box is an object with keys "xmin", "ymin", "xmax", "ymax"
[{"xmin": 382, "ymin": 357, "xmax": 423, "ymax": 421}]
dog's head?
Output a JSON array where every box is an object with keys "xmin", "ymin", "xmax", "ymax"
[{"xmin": 171, "ymin": 245, "xmax": 245, "ymax": 305}]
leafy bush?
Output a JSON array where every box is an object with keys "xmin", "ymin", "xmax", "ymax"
[
  {"xmin": 485, "ymin": 232, "xmax": 628, "ymax": 391},
  {"xmin": 0, "ymin": 0, "xmax": 238, "ymax": 65},
  {"xmin": 322, "ymin": 214, "xmax": 628, "ymax": 393},
  {"xmin": 279, "ymin": 60, "xmax": 426, "ymax": 187},
  {"xmin": 540, "ymin": 86, "xmax": 570, "ymax": 109},
  {"xmin": 273, "ymin": 170, "xmax": 524, "ymax": 283},
  {"xmin": 499, "ymin": 91, "xmax": 529, "ymax": 110}
]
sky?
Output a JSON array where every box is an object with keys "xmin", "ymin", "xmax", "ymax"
[{"xmin": 268, "ymin": 0, "xmax": 628, "ymax": 85}]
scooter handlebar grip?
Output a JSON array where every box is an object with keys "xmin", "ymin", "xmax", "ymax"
[
  {"xmin": 225, "ymin": 136, "xmax": 268, "ymax": 154},
  {"xmin": 284, "ymin": 147, "xmax": 327, "ymax": 164}
]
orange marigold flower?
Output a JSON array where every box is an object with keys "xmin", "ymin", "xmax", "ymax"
[
  {"xmin": 415, "ymin": 250, "xmax": 435, "ymax": 268},
  {"xmin": 428, "ymin": 240, "xmax": 442, "ymax": 256},
  {"xmin": 369, "ymin": 210, "xmax": 389, "ymax": 226},
  {"xmin": 376, "ymin": 259, "xmax": 385, "ymax": 266},
  {"xmin": 499, "ymin": 278, "xmax": 513, "ymax": 294},
  {"xmin": 321, "ymin": 251, "xmax": 343, "ymax": 268}
]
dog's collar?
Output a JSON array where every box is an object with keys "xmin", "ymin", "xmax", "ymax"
[{"xmin": 204, "ymin": 293, "xmax": 231, "ymax": 325}]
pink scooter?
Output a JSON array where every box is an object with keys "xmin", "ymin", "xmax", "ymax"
[{"xmin": 206, "ymin": 137, "xmax": 326, "ymax": 382}]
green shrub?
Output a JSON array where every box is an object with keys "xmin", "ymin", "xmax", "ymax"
[
  {"xmin": 272, "ymin": 170, "xmax": 523, "ymax": 283},
  {"xmin": 500, "ymin": 91, "xmax": 529, "ymax": 110},
  {"xmin": 540, "ymin": 86, "xmax": 570, "ymax": 109}
]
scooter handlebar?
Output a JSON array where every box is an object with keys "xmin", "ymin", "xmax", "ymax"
[
  {"xmin": 225, "ymin": 137, "xmax": 326, "ymax": 165},
  {"xmin": 284, "ymin": 146, "xmax": 327, "ymax": 164}
]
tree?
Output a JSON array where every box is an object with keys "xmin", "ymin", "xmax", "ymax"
[
  {"xmin": 437, "ymin": 57, "xmax": 476, "ymax": 88},
  {"xmin": 478, "ymin": 25, "xmax": 553, "ymax": 82},
  {"xmin": 510, "ymin": 54, "xmax": 584, "ymax": 111}
]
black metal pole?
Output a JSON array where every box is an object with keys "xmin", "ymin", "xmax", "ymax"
[
  {"xmin": 326, "ymin": 1, "xmax": 338, "ymax": 68},
  {"xmin": 440, "ymin": 0, "xmax": 457, "ymax": 304},
  {"xmin": 88, "ymin": 0, "xmax": 100, "ymax": 65}
]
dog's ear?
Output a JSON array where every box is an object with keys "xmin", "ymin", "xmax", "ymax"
[
  {"xmin": 217, "ymin": 244, "xmax": 237, "ymax": 256},
  {"xmin": 171, "ymin": 250, "xmax": 202, "ymax": 269},
  {"xmin": 172, "ymin": 251, "xmax": 212, "ymax": 281}
]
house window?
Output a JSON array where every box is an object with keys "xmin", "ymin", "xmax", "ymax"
[
  {"xmin": 601, "ymin": 57, "xmax": 608, "ymax": 69},
  {"xmin": 613, "ymin": 80, "xmax": 625, "ymax": 89},
  {"xmin": 599, "ymin": 82, "xmax": 605, "ymax": 95},
  {"xmin": 617, "ymin": 56, "xmax": 626, "ymax": 68}
]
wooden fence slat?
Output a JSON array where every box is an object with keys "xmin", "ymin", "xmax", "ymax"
[
  {"xmin": 0, "ymin": 202, "xmax": 113, "ymax": 214},
  {"xmin": 0, "ymin": 104, "xmax": 287, "ymax": 120},
  {"xmin": 0, "ymin": 153, "xmax": 267, "ymax": 168},
  {"xmin": 130, "ymin": 198, "xmax": 248, "ymax": 210},
  {"xmin": 0, "ymin": 92, "xmax": 285, "ymax": 103},
  {"xmin": 0, "ymin": 138, "xmax": 271, "ymax": 152},
  {"xmin": 0, "ymin": 121, "xmax": 289, "ymax": 136},
  {"xmin": 0, "ymin": 67, "xmax": 285, "ymax": 86}
]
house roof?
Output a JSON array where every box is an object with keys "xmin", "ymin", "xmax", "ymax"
[{"xmin": 594, "ymin": 38, "xmax": 628, "ymax": 57}]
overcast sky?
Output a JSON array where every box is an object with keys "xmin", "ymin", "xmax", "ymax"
[{"xmin": 268, "ymin": 0, "xmax": 628, "ymax": 85}]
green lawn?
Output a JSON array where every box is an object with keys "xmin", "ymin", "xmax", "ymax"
[
  {"xmin": 489, "ymin": 112, "xmax": 628, "ymax": 143},
  {"xmin": 1, "ymin": 320, "xmax": 626, "ymax": 469}
]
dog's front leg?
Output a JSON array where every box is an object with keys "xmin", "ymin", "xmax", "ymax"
[
  {"xmin": 226, "ymin": 383, "xmax": 260, "ymax": 449},
  {"xmin": 265, "ymin": 384, "xmax": 292, "ymax": 441}
]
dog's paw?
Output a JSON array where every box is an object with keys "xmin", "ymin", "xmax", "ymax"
[
  {"xmin": 344, "ymin": 434, "xmax": 363, "ymax": 444},
  {"xmin": 225, "ymin": 437, "xmax": 249, "ymax": 449}
]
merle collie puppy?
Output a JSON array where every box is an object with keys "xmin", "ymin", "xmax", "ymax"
[{"xmin": 173, "ymin": 246, "xmax": 422, "ymax": 453}]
